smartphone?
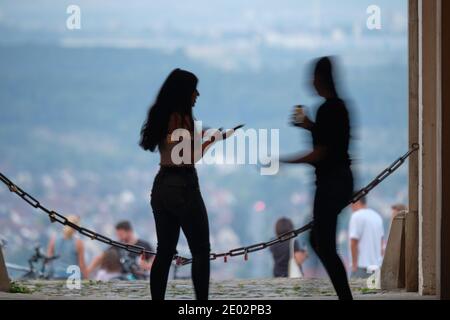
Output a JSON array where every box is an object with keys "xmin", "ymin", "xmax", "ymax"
[{"xmin": 221, "ymin": 124, "xmax": 245, "ymax": 139}]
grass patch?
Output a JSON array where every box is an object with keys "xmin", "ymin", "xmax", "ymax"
[
  {"xmin": 359, "ymin": 287, "xmax": 379, "ymax": 295},
  {"xmin": 293, "ymin": 285, "xmax": 302, "ymax": 292},
  {"xmin": 215, "ymin": 284, "xmax": 224, "ymax": 291},
  {"xmin": 9, "ymin": 282, "xmax": 33, "ymax": 294}
]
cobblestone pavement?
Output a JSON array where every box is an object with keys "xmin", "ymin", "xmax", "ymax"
[{"xmin": 0, "ymin": 278, "xmax": 421, "ymax": 300}]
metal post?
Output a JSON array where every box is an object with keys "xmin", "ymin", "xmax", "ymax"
[{"xmin": 0, "ymin": 240, "xmax": 11, "ymax": 292}]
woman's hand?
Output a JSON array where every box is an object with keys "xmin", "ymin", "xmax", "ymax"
[
  {"xmin": 199, "ymin": 125, "xmax": 244, "ymax": 162},
  {"xmin": 221, "ymin": 128, "xmax": 236, "ymax": 140},
  {"xmin": 223, "ymin": 124, "xmax": 244, "ymax": 139},
  {"xmin": 279, "ymin": 147, "xmax": 325, "ymax": 165},
  {"xmin": 290, "ymin": 113, "xmax": 314, "ymax": 130},
  {"xmin": 139, "ymin": 254, "xmax": 153, "ymax": 271},
  {"xmin": 207, "ymin": 124, "xmax": 244, "ymax": 141}
]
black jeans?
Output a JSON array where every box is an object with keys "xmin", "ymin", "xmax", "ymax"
[
  {"xmin": 150, "ymin": 166, "xmax": 210, "ymax": 300},
  {"xmin": 310, "ymin": 167, "xmax": 354, "ymax": 300}
]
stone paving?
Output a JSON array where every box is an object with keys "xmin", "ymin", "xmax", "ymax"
[{"xmin": 0, "ymin": 278, "xmax": 432, "ymax": 300}]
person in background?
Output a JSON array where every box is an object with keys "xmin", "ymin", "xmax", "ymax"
[
  {"xmin": 95, "ymin": 248, "xmax": 126, "ymax": 281},
  {"xmin": 270, "ymin": 218, "xmax": 308, "ymax": 278},
  {"xmin": 391, "ymin": 203, "xmax": 407, "ymax": 220},
  {"xmin": 349, "ymin": 197, "xmax": 385, "ymax": 279},
  {"xmin": 88, "ymin": 221, "xmax": 154, "ymax": 279},
  {"xmin": 47, "ymin": 215, "xmax": 87, "ymax": 279},
  {"xmin": 280, "ymin": 57, "xmax": 354, "ymax": 300}
]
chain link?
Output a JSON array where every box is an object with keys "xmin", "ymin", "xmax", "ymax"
[
  {"xmin": 0, "ymin": 143, "xmax": 419, "ymax": 267},
  {"xmin": 180, "ymin": 143, "xmax": 419, "ymax": 265},
  {"xmin": 0, "ymin": 171, "xmax": 189, "ymax": 263}
]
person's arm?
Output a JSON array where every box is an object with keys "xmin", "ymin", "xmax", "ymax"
[
  {"xmin": 202, "ymin": 126, "xmax": 224, "ymax": 137},
  {"xmin": 192, "ymin": 127, "xmax": 238, "ymax": 163},
  {"xmin": 349, "ymin": 214, "xmax": 361, "ymax": 273},
  {"xmin": 280, "ymin": 145, "xmax": 326, "ymax": 165},
  {"xmin": 168, "ymin": 113, "xmax": 238, "ymax": 164},
  {"xmin": 47, "ymin": 235, "xmax": 55, "ymax": 258},
  {"xmin": 191, "ymin": 131, "xmax": 217, "ymax": 164},
  {"xmin": 294, "ymin": 250, "xmax": 308, "ymax": 266},
  {"xmin": 138, "ymin": 242, "xmax": 156, "ymax": 271},
  {"xmin": 86, "ymin": 252, "xmax": 105, "ymax": 277},
  {"xmin": 75, "ymin": 239, "xmax": 88, "ymax": 279},
  {"xmin": 350, "ymin": 239, "xmax": 359, "ymax": 273},
  {"xmin": 139, "ymin": 254, "xmax": 154, "ymax": 271},
  {"xmin": 293, "ymin": 240, "xmax": 308, "ymax": 266},
  {"xmin": 291, "ymin": 114, "xmax": 315, "ymax": 131},
  {"xmin": 283, "ymin": 104, "xmax": 346, "ymax": 165}
]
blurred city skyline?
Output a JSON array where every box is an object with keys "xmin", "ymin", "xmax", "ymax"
[{"xmin": 0, "ymin": 1, "xmax": 408, "ymax": 280}]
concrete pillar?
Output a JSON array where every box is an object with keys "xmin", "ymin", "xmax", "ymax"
[
  {"xmin": 418, "ymin": 0, "xmax": 441, "ymax": 296},
  {"xmin": 441, "ymin": 0, "xmax": 450, "ymax": 301},
  {"xmin": 0, "ymin": 247, "xmax": 11, "ymax": 292},
  {"xmin": 406, "ymin": 0, "xmax": 419, "ymax": 293}
]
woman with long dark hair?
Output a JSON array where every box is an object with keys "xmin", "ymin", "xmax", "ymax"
[
  {"xmin": 280, "ymin": 57, "xmax": 354, "ymax": 300},
  {"xmin": 140, "ymin": 68, "xmax": 234, "ymax": 300},
  {"xmin": 270, "ymin": 218, "xmax": 308, "ymax": 278}
]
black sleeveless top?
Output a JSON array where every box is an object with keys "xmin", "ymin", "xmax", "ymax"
[{"xmin": 311, "ymin": 98, "xmax": 351, "ymax": 178}]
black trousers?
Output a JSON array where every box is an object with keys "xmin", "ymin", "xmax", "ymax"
[
  {"xmin": 150, "ymin": 166, "xmax": 210, "ymax": 300},
  {"xmin": 310, "ymin": 167, "xmax": 354, "ymax": 300}
]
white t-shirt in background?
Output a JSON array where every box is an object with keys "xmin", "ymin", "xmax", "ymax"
[{"xmin": 349, "ymin": 208, "xmax": 384, "ymax": 269}]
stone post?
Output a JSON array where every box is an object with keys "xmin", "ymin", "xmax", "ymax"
[
  {"xmin": 0, "ymin": 246, "xmax": 11, "ymax": 292},
  {"xmin": 381, "ymin": 212, "xmax": 406, "ymax": 290}
]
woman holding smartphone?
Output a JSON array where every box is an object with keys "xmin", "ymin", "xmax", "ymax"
[{"xmin": 139, "ymin": 68, "xmax": 238, "ymax": 300}]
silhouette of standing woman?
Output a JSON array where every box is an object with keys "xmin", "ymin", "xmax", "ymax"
[
  {"xmin": 139, "ymin": 69, "xmax": 233, "ymax": 300},
  {"xmin": 281, "ymin": 57, "xmax": 354, "ymax": 300}
]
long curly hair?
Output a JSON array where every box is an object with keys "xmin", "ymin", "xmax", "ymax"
[{"xmin": 139, "ymin": 68, "xmax": 198, "ymax": 152}]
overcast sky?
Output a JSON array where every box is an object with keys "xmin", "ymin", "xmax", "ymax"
[{"xmin": 0, "ymin": 1, "xmax": 407, "ymax": 70}]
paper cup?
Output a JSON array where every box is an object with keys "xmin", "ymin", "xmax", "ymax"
[{"xmin": 294, "ymin": 105, "xmax": 305, "ymax": 124}]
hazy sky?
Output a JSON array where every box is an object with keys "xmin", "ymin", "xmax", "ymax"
[
  {"xmin": 1, "ymin": 1, "xmax": 407, "ymax": 73},
  {"xmin": 0, "ymin": 1, "xmax": 407, "ymax": 39}
]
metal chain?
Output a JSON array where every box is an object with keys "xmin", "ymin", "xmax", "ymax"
[
  {"xmin": 0, "ymin": 172, "xmax": 190, "ymax": 264},
  {"xmin": 0, "ymin": 143, "xmax": 419, "ymax": 267},
  {"xmin": 351, "ymin": 143, "xmax": 420, "ymax": 204},
  {"xmin": 179, "ymin": 143, "xmax": 420, "ymax": 265}
]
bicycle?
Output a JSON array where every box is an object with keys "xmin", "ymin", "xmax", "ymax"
[{"xmin": 5, "ymin": 244, "xmax": 58, "ymax": 280}]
